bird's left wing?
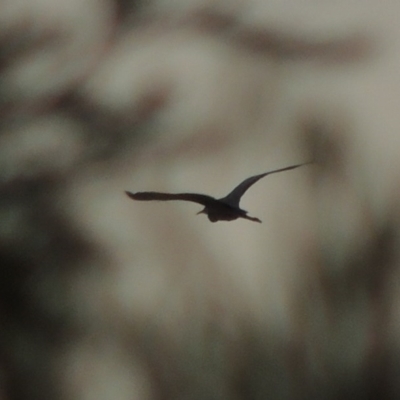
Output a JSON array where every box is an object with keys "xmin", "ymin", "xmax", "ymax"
[
  {"xmin": 125, "ymin": 191, "xmax": 216, "ymax": 206},
  {"xmin": 219, "ymin": 162, "xmax": 309, "ymax": 207}
]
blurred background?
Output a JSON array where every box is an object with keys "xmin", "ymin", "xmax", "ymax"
[{"xmin": 1, "ymin": 1, "xmax": 400, "ymax": 399}]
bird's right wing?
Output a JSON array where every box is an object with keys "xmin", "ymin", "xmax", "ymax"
[
  {"xmin": 220, "ymin": 162, "xmax": 310, "ymax": 207},
  {"xmin": 125, "ymin": 191, "xmax": 216, "ymax": 206}
]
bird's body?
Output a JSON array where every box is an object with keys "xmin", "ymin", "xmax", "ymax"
[
  {"xmin": 199, "ymin": 202, "xmax": 259, "ymax": 223},
  {"xmin": 126, "ymin": 162, "xmax": 310, "ymax": 223}
]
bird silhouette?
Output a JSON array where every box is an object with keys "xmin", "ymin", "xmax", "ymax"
[{"xmin": 126, "ymin": 162, "xmax": 310, "ymax": 223}]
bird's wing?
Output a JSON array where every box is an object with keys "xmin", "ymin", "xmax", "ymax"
[
  {"xmin": 125, "ymin": 191, "xmax": 216, "ymax": 206},
  {"xmin": 219, "ymin": 163, "xmax": 309, "ymax": 206}
]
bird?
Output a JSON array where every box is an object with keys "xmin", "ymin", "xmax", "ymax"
[{"xmin": 125, "ymin": 162, "xmax": 310, "ymax": 223}]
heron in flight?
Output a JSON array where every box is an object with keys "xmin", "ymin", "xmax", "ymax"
[{"xmin": 126, "ymin": 162, "xmax": 310, "ymax": 223}]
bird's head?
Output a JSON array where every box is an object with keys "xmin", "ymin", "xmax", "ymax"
[
  {"xmin": 197, "ymin": 208, "xmax": 218, "ymax": 222},
  {"xmin": 196, "ymin": 208, "xmax": 207, "ymax": 216}
]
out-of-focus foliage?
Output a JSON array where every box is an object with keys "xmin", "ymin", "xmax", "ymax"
[{"xmin": 1, "ymin": 1, "xmax": 400, "ymax": 400}]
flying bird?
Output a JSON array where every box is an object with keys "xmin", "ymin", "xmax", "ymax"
[{"xmin": 126, "ymin": 162, "xmax": 310, "ymax": 223}]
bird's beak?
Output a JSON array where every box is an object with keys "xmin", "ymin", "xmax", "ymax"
[{"xmin": 197, "ymin": 209, "xmax": 205, "ymax": 215}]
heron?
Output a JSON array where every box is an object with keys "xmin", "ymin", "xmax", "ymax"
[{"xmin": 125, "ymin": 162, "xmax": 310, "ymax": 223}]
